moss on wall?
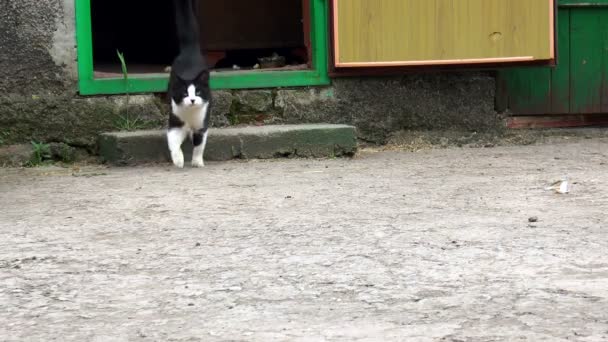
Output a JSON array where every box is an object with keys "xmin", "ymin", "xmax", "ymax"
[{"xmin": 0, "ymin": 95, "xmax": 165, "ymax": 148}]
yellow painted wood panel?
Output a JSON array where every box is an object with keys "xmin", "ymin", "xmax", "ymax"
[{"xmin": 334, "ymin": 0, "xmax": 554, "ymax": 66}]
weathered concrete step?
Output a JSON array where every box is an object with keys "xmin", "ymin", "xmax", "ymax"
[{"xmin": 98, "ymin": 124, "xmax": 357, "ymax": 166}]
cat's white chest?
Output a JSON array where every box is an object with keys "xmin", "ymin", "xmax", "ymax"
[{"xmin": 173, "ymin": 101, "xmax": 209, "ymax": 130}]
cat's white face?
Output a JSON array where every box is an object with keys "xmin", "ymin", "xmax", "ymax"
[
  {"xmin": 170, "ymin": 72, "xmax": 209, "ymax": 114},
  {"xmin": 180, "ymin": 84, "xmax": 204, "ymax": 107}
]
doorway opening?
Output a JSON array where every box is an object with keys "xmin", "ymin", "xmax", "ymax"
[{"xmin": 90, "ymin": 0, "xmax": 311, "ymax": 78}]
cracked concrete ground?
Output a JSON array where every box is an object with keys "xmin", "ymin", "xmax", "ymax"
[{"xmin": 1, "ymin": 136, "xmax": 608, "ymax": 341}]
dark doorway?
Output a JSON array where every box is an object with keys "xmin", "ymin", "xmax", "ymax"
[{"xmin": 91, "ymin": 0, "xmax": 309, "ymax": 78}]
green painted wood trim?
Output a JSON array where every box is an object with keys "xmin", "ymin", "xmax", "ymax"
[
  {"xmin": 569, "ymin": 8, "xmax": 606, "ymax": 112},
  {"xmin": 75, "ymin": 0, "xmax": 331, "ymax": 95},
  {"xmin": 550, "ymin": 8, "xmax": 571, "ymax": 113},
  {"xmin": 75, "ymin": 0, "xmax": 95, "ymax": 95},
  {"xmin": 558, "ymin": 0, "xmax": 608, "ymax": 6}
]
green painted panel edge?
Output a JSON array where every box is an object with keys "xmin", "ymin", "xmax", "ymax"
[
  {"xmin": 558, "ymin": 0, "xmax": 608, "ymax": 6},
  {"xmin": 602, "ymin": 8, "xmax": 608, "ymax": 112},
  {"xmin": 76, "ymin": 0, "xmax": 331, "ymax": 96},
  {"xmin": 569, "ymin": 8, "xmax": 605, "ymax": 113},
  {"xmin": 550, "ymin": 8, "xmax": 571, "ymax": 113}
]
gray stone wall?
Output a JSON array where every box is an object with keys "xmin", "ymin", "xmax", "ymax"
[
  {"xmin": 0, "ymin": 0, "xmax": 503, "ymax": 148},
  {"xmin": 213, "ymin": 73, "xmax": 503, "ymax": 143}
]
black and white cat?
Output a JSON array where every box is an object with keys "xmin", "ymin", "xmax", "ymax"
[
  {"xmin": 167, "ymin": 0, "xmax": 212, "ymax": 168},
  {"xmin": 167, "ymin": 70, "xmax": 211, "ymax": 168}
]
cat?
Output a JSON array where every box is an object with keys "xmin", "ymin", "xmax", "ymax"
[
  {"xmin": 167, "ymin": 0, "xmax": 212, "ymax": 168},
  {"xmin": 167, "ymin": 68, "xmax": 211, "ymax": 168}
]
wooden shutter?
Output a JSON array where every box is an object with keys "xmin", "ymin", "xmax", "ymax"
[{"xmin": 332, "ymin": 0, "xmax": 556, "ymax": 68}]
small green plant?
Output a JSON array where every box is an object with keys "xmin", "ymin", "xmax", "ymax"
[
  {"xmin": 116, "ymin": 50, "xmax": 129, "ymax": 92},
  {"xmin": 114, "ymin": 50, "xmax": 144, "ymax": 131},
  {"xmin": 115, "ymin": 113, "xmax": 145, "ymax": 131},
  {"xmin": 28, "ymin": 141, "xmax": 51, "ymax": 167},
  {"xmin": 228, "ymin": 112, "xmax": 239, "ymax": 125}
]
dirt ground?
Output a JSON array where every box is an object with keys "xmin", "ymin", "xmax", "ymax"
[{"xmin": 1, "ymin": 136, "xmax": 607, "ymax": 341}]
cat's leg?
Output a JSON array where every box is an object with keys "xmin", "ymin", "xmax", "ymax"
[
  {"xmin": 191, "ymin": 128, "xmax": 208, "ymax": 168},
  {"xmin": 167, "ymin": 127, "xmax": 188, "ymax": 168},
  {"xmin": 192, "ymin": 101, "xmax": 211, "ymax": 168}
]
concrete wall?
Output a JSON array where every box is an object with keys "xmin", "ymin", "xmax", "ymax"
[
  {"xmin": 0, "ymin": 0, "xmax": 166, "ymax": 148},
  {"xmin": 0, "ymin": 0, "xmax": 76, "ymax": 95},
  {"xmin": 0, "ymin": 0, "xmax": 504, "ymax": 148}
]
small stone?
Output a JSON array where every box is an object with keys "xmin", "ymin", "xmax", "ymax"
[
  {"xmin": 285, "ymin": 196, "xmax": 292, "ymax": 199},
  {"xmin": 188, "ymin": 303, "xmax": 194, "ymax": 306},
  {"xmin": 195, "ymin": 242, "xmax": 201, "ymax": 247},
  {"xmin": 528, "ymin": 216, "xmax": 539, "ymax": 223}
]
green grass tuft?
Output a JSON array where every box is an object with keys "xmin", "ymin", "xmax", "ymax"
[
  {"xmin": 27, "ymin": 141, "xmax": 51, "ymax": 167},
  {"xmin": 114, "ymin": 50, "xmax": 145, "ymax": 131}
]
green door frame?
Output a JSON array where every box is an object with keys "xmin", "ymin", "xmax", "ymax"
[{"xmin": 75, "ymin": 0, "xmax": 331, "ymax": 95}]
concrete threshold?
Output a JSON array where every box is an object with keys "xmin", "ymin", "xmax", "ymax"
[{"xmin": 98, "ymin": 124, "xmax": 358, "ymax": 166}]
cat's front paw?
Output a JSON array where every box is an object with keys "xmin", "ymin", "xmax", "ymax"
[
  {"xmin": 171, "ymin": 151, "xmax": 184, "ymax": 168},
  {"xmin": 191, "ymin": 158, "xmax": 205, "ymax": 168}
]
